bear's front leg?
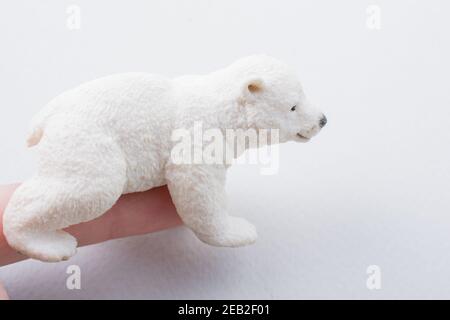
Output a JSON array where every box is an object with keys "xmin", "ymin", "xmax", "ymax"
[{"xmin": 166, "ymin": 163, "xmax": 257, "ymax": 247}]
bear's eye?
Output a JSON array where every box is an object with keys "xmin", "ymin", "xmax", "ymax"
[{"xmin": 290, "ymin": 105, "xmax": 297, "ymax": 112}]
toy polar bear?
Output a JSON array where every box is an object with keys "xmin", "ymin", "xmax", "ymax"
[{"xmin": 3, "ymin": 55, "xmax": 326, "ymax": 262}]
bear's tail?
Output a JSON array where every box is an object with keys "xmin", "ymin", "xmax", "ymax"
[{"xmin": 26, "ymin": 126, "xmax": 44, "ymax": 147}]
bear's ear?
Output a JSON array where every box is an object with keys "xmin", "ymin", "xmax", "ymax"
[{"xmin": 242, "ymin": 78, "xmax": 264, "ymax": 99}]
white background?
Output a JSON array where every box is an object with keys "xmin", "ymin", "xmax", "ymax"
[{"xmin": 1, "ymin": 0, "xmax": 450, "ymax": 299}]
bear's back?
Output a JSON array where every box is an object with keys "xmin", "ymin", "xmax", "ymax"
[{"xmin": 32, "ymin": 73, "xmax": 173, "ymax": 131}]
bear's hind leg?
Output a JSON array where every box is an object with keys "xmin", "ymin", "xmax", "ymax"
[
  {"xmin": 3, "ymin": 126, "xmax": 127, "ymax": 262},
  {"xmin": 3, "ymin": 171, "xmax": 126, "ymax": 262}
]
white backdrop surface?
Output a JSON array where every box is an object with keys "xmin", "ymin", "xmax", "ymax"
[{"xmin": 0, "ymin": 0, "xmax": 450, "ymax": 299}]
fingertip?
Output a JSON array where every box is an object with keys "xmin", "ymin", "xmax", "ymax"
[{"xmin": 0, "ymin": 282, "xmax": 9, "ymax": 300}]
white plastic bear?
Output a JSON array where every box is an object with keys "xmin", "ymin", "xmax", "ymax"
[{"xmin": 3, "ymin": 55, "xmax": 326, "ymax": 262}]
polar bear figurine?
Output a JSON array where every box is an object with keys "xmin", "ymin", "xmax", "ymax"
[{"xmin": 3, "ymin": 55, "xmax": 327, "ymax": 262}]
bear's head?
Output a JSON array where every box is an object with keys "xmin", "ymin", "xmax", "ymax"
[{"xmin": 232, "ymin": 55, "xmax": 326, "ymax": 143}]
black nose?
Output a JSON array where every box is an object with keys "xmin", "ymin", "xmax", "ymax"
[{"xmin": 319, "ymin": 115, "xmax": 327, "ymax": 128}]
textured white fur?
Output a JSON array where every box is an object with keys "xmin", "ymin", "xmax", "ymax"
[{"xmin": 3, "ymin": 55, "xmax": 325, "ymax": 262}]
